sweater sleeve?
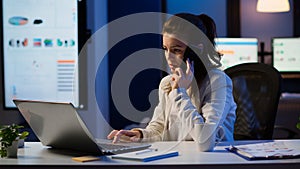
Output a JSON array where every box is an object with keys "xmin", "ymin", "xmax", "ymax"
[
  {"xmin": 200, "ymin": 71, "xmax": 236, "ymax": 141},
  {"xmin": 168, "ymin": 88, "xmax": 204, "ymax": 140},
  {"xmin": 200, "ymin": 71, "xmax": 233, "ymax": 125},
  {"xmin": 137, "ymin": 76, "xmax": 170, "ymax": 142}
]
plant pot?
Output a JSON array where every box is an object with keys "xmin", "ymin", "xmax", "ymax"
[
  {"xmin": 18, "ymin": 139, "xmax": 25, "ymax": 148},
  {"xmin": 6, "ymin": 140, "xmax": 19, "ymax": 158}
]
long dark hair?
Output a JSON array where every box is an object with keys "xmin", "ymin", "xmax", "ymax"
[{"xmin": 198, "ymin": 14, "xmax": 217, "ymax": 47}]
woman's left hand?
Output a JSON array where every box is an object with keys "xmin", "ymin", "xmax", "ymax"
[
  {"xmin": 171, "ymin": 58, "xmax": 194, "ymax": 90},
  {"xmin": 107, "ymin": 129, "xmax": 142, "ymax": 143}
]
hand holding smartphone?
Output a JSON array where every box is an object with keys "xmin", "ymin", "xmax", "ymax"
[{"xmin": 171, "ymin": 48, "xmax": 195, "ymax": 90}]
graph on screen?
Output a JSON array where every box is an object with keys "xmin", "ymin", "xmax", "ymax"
[
  {"xmin": 272, "ymin": 37, "xmax": 300, "ymax": 73},
  {"xmin": 1, "ymin": 0, "xmax": 83, "ymax": 108},
  {"xmin": 215, "ymin": 38, "xmax": 259, "ymax": 70}
]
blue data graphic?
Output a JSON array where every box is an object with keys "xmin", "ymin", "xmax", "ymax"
[{"xmin": 2, "ymin": 0, "xmax": 79, "ymax": 108}]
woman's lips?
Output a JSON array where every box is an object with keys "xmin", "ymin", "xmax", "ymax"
[{"xmin": 169, "ymin": 64, "xmax": 176, "ymax": 69}]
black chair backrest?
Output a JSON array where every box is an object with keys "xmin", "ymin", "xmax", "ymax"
[{"xmin": 225, "ymin": 63, "xmax": 282, "ymax": 140}]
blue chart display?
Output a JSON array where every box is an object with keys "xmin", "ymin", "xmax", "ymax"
[{"xmin": 1, "ymin": 0, "xmax": 81, "ymax": 108}]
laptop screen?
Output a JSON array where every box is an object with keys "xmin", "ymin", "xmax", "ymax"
[{"xmin": 13, "ymin": 99, "xmax": 102, "ymax": 154}]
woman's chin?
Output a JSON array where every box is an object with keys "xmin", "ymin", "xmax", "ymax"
[{"xmin": 170, "ymin": 68, "xmax": 175, "ymax": 74}]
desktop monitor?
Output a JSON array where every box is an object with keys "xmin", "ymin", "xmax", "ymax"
[
  {"xmin": 215, "ymin": 38, "xmax": 259, "ymax": 70},
  {"xmin": 0, "ymin": 0, "xmax": 88, "ymax": 109},
  {"xmin": 272, "ymin": 37, "xmax": 300, "ymax": 73}
]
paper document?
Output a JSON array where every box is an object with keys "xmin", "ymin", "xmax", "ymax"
[{"xmin": 226, "ymin": 141, "xmax": 300, "ymax": 160}]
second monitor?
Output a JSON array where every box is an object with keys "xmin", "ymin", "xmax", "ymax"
[
  {"xmin": 215, "ymin": 38, "xmax": 259, "ymax": 70},
  {"xmin": 272, "ymin": 37, "xmax": 300, "ymax": 73}
]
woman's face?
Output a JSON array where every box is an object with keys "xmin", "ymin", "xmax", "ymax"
[{"xmin": 163, "ymin": 33, "xmax": 187, "ymax": 73}]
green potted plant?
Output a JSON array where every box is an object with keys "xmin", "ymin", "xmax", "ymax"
[{"xmin": 0, "ymin": 124, "xmax": 29, "ymax": 158}]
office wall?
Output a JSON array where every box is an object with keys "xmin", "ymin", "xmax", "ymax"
[
  {"xmin": 107, "ymin": 0, "xmax": 165, "ymax": 130},
  {"xmin": 166, "ymin": 0, "xmax": 227, "ymax": 37},
  {"xmin": 78, "ymin": 0, "xmax": 110, "ymax": 138},
  {"xmin": 85, "ymin": 0, "xmax": 165, "ymax": 134}
]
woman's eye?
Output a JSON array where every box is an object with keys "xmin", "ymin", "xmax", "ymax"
[{"xmin": 173, "ymin": 49, "xmax": 182, "ymax": 53}]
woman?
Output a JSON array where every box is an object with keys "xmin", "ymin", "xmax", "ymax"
[{"xmin": 107, "ymin": 13, "xmax": 236, "ymax": 143}]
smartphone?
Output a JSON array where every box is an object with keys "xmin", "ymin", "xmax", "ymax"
[
  {"xmin": 182, "ymin": 46, "xmax": 198, "ymax": 71},
  {"xmin": 184, "ymin": 45, "xmax": 202, "ymax": 61}
]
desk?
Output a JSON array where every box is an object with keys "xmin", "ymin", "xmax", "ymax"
[{"xmin": 0, "ymin": 140, "xmax": 300, "ymax": 169}]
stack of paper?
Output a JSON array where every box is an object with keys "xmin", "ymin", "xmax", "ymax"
[{"xmin": 226, "ymin": 141, "xmax": 300, "ymax": 160}]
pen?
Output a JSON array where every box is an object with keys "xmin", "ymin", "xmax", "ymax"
[{"xmin": 135, "ymin": 148, "xmax": 158, "ymax": 155}]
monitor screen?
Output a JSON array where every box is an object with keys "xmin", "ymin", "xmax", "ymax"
[
  {"xmin": 215, "ymin": 38, "xmax": 259, "ymax": 70},
  {"xmin": 1, "ymin": 0, "xmax": 87, "ymax": 109},
  {"xmin": 272, "ymin": 37, "xmax": 300, "ymax": 73}
]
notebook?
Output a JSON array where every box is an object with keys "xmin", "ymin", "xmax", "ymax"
[
  {"xmin": 13, "ymin": 99, "xmax": 151, "ymax": 155},
  {"xmin": 111, "ymin": 149, "xmax": 179, "ymax": 162}
]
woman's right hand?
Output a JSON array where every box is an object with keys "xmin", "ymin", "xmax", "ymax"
[
  {"xmin": 107, "ymin": 129, "xmax": 142, "ymax": 143},
  {"xmin": 171, "ymin": 58, "xmax": 194, "ymax": 90}
]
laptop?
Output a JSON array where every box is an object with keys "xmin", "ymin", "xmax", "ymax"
[{"xmin": 13, "ymin": 99, "xmax": 151, "ymax": 155}]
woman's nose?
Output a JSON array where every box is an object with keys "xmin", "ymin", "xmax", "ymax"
[{"xmin": 165, "ymin": 50, "xmax": 173, "ymax": 60}]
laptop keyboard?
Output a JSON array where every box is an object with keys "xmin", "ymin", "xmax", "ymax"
[
  {"xmin": 95, "ymin": 139, "xmax": 151, "ymax": 154},
  {"xmin": 98, "ymin": 143, "xmax": 129, "ymax": 151}
]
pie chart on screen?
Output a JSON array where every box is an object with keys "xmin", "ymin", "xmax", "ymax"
[{"xmin": 8, "ymin": 16, "xmax": 28, "ymax": 26}]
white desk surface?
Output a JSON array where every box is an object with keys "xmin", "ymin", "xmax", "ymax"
[{"xmin": 0, "ymin": 140, "xmax": 300, "ymax": 169}]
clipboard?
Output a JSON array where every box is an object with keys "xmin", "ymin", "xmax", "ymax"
[{"xmin": 226, "ymin": 141, "xmax": 300, "ymax": 160}]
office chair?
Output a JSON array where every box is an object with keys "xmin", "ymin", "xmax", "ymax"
[{"xmin": 225, "ymin": 63, "xmax": 282, "ymax": 140}]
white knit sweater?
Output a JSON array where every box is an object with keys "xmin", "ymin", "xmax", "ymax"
[{"xmin": 136, "ymin": 68, "xmax": 236, "ymax": 142}]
